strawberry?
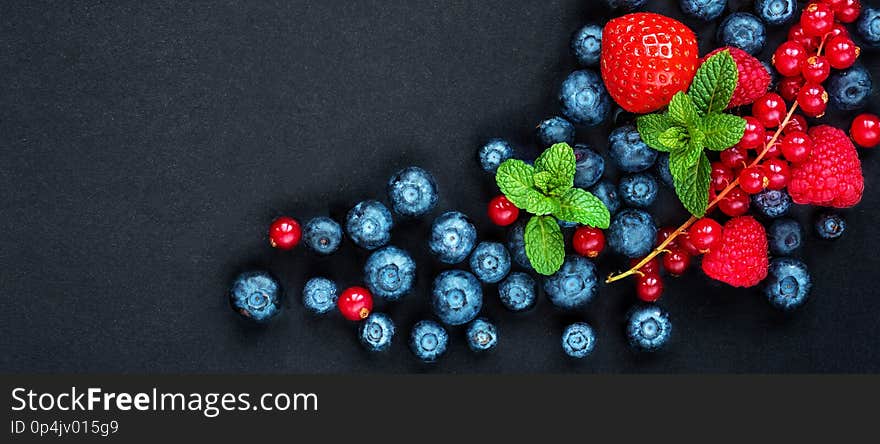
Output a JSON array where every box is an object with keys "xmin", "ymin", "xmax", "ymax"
[
  {"xmin": 704, "ymin": 47, "xmax": 771, "ymax": 108},
  {"xmin": 789, "ymin": 125, "xmax": 864, "ymax": 208},
  {"xmin": 601, "ymin": 13, "xmax": 699, "ymax": 114},
  {"xmin": 701, "ymin": 216, "xmax": 769, "ymax": 288}
]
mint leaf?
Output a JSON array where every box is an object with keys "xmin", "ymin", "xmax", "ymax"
[
  {"xmin": 667, "ymin": 92, "xmax": 699, "ymax": 127},
  {"xmin": 554, "ymin": 188, "xmax": 610, "ymax": 228},
  {"xmin": 669, "ymin": 147, "xmax": 712, "ymax": 217},
  {"xmin": 689, "ymin": 50, "xmax": 738, "ymax": 115},
  {"xmin": 658, "ymin": 127, "xmax": 689, "ymax": 151},
  {"xmin": 533, "ymin": 171, "xmax": 555, "ymax": 195},
  {"xmin": 700, "ymin": 113, "xmax": 746, "ymax": 151},
  {"xmin": 637, "ymin": 114, "xmax": 674, "ymax": 152},
  {"xmin": 524, "ymin": 215, "xmax": 565, "ymax": 276},
  {"xmin": 534, "ymin": 143, "xmax": 576, "ymax": 193},
  {"xmin": 495, "ymin": 159, "xmax": 559, "ymax": 215}
]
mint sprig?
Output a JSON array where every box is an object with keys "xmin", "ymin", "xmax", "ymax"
[
  {"xmin": 495, "ymin": 143, "xmax": 610, "ymax": 275},
  {"xmin": 636, "ymin": 50, "xmax": 746, "ymax": 217}
]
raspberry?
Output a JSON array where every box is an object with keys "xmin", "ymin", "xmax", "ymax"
[
  {"xmin": 789, "ymin": 125, "xmax": 864, "ymax": 208},
  {"xmin": 704, "ymin": 47, "xmax": 771, "ymax": 108},
  {"xmin": 701, "ymin": 216, "xmax": 769, "ymax": 288}
]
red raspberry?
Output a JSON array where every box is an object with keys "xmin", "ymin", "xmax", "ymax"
[
  {"xmin": 701, "ymin": 216, "xmax": 769, "ymax": 288},
  {"xmin": 789, "ymin": 125, "xmax": 864, "ymax": 208},
  {"xmin": 704, "ymin": 47, "xmax": 771, "ymax": 108}
]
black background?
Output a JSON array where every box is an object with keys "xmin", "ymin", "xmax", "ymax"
[{"xmin": 1, "ymin": 0, "xmax": 878, "ymax": 373}]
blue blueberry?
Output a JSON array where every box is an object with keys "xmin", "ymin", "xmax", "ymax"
[
  {"xmin": 479, "ymin": 138, "xmax": 514, "ymax": 173},
  {"xmin": 680, "ymin": 0, "xmax": 726, "ymax": 21},
  {"xmin": 571, "ymin": 24, "xmax": 602, "ymax": 67},
  {"xmin": 229, "ymin": 271, "xmax": 282, "ymax": 323},
  {"xmin": 507, "ymin": 220, "xmax": 533, "ymax": 269},
  {"xmin": 768, "ymin": 218, "xmax": 803, "ymax": 256},
  {"xmin": 302, "ymin": 277, "xmax": 337, "ymax": 315},
  {"xmin": 387, "ymin": 166, "xmax": 438, "ymax": 218},
  {"xmin": 573, "ymin": 144, "xmax": 605, "ymax": 189},
  {"xmin": 608, "ymin": 209, "xmax": 657, "ymax": 258},
  {"xmin": 626, "ymin": 305, "xmax": 672, "ymax": 352},
  {"xmin": 359, "ymin": 313, "xmax": 395, "ymax": 352},
  {"xmin": 543, "ymin": 255, "xmax": 598, "ymax": 310},
  {"xmin": 364, "ymin": 246, "xmax": 416, "ymax": 301},
  {"xmin": 751, "ymin": 189, "xmax": 792, "ymax": 218},
  {"xmin": 346, "ymin": 200, "xmax": 393, "ymax": 250},
  {"xmin": 655, "ymin": 152, "xmax": 674, "ymax": 188},
  {"xmin": 431, "ymin": 270, "xmax": 483, "ymax": 326},
  {"xmin": 410, "ymin": 320, "xmax": 448, "ymax": 362},
  {"xmin": 466, "ymin": 318, "xmax": 498, "ymax": 353},
  {"xmin": 561, "ymin": 322, "xmax": 596, "ymax": 359},
  {"xmin": 559, "ymin": 69, "xmax": 612, "ymax": 127},
  {"xmin": 827, "ymin": 64, "xmax": 873, "ymax": 111},
  {"xmin": 303, "ymin": 216, "xmax": 343, "ymax": 255},
  {"xmin": 717, "ymin": 13, "xmax": 766, "ymax": 55},
  {"xmin": 815, "ymin": 213, "xmax": 846, "ymax": 240},
  {"xmin": 604, "ymin": 0, "xmax": 647, "ymax": 10},
  {"xmin": 764, "ymin": 258, "xmax": 811, "ymax": 311},
  {"xmin": 429, "ymin": 211, "xmax": 477, "ymax": 264},
  {"xmin": 857, "ymin": 7, "xmax": 880, "ymax": 48},
  {"xmin": 754, "ymin": 0, "xmax": 796, "ymax": 26},
  {"xmin": 537, "ymin": 116, "xmax": 575, "ymax": 147},
  {"xmin": 609, "ymin": 125, "xmax": 658, "ymax": 173},
  {"xmin": 619, "ymin": 173, "xmax": 658, "ymax": 208},
  {"xmin": 469, "ymin": 242, "xmax": 512, "ymax": 284},
  {"xmin": 589, "ymin": 180, "xmax": 621, "ymax": 216},
  {"xmin": 498, "ymin": 272, "xmax": 537, "ymax": 312}
]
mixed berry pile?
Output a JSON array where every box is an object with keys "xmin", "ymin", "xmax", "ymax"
[{"xmin": 227, "ymin": 0, "xmax": 878, "ymax": 363}]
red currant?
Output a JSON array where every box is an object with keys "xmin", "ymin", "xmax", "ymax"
[
  {"xmin": 738, "ymin": 116, "xmax": 764, "ymax": 150},
  {"xmin": 656, "ymin": 226, "xmax": 678, "ymax": 248},
  {"xmin": 738, "ymin": 166, "xmax": 769, "ymax": 194},
  {"xmin": 677, "ymin": 232, "xmax": 703, "ymax": 257},
  {"xmin": 662, "ymin": 247, "xmax": 691, "ymax": 277},
  {"xmin": 631, "ymin": 257, "xmax": 660, "ymax": 276},
  {"xmin": 800, "ymin": 2, "xmax": 835, "ymax": 38},
  {"xmin": 780, "ymin": 131, "xmax": 813, "ymax": 163},
  {"xmin": 829, "ymin": 22, "xmax": 850, "ymax": 40},
  {"xmin": 773, "ymin": 41, "xmax": 808, "ymax": 77},
  {"xmin": 850, "ymin": 113, "xmax": 880, "ymax": 148},
  {"xmin": 753, "ymin": 93, "xmax": 788, "ymax": 128},
  {"xmin": 797, "ymin": 82, "xmax": 828, "ymax": 118},
  {"xmin": 720, "ymin": 146, "xmax": 749, "ymax": 170},
  {"xmin": 338, "ymin": 286, "xmax": 374, "ymax": 321},
  {"xmin": 573, "ymin": 226, "xmax": 605, "ymax": 258},
  {"xmin": 269, "ymin": 216, "xmax": 302, "ymax": 250},
  {"xmin": 835, "ymin": 0, "xmax": 861, "ymax": 23},
  {"xmin": 783, "ymin": 114, "xmax": 808, "ymax": 135},
  {"xmin": 787, "ymin": 25, "xmax": 820, "ymax": 51},
  {"xmin": 487, "ymin": 195, "xmax": 519, "ymax": 226},
  {"xmin": 719, "ymin": 187, "xmax": 750, "ymax": 217},
  {"xmin": 763, "ymin": 158, "xmax": 791, "ymax": 190},
  {"xmin": 763, "ymin": 130, "xmax": 783, "ymax": 158},
  {"xmin": 778, "ymin": 76, "xmax": 805, "ymax": 103},
  {"xmin": 802, "ymin": 56, "xmax": 831, "ymax": 83},
  {"xmin": 688, "ymin": 218, "xmax": 723, "ymax": 251},
  {"xmin": 636, "ymin": 273, "xmax": 664, "ymax": 302},
  {"xmin": 711, "ymin": 162, "xmax": 734, "ymax": 191},
  {"xmin": 825, "ymin": 36, "xmax": 860, "ymax": 70}
]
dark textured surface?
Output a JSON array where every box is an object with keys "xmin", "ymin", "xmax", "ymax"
[{"xmin": 1, "ymin": 0, "xmax": 878, "ymax": 373}]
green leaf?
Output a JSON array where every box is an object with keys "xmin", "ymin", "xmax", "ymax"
[
  {"xmin": 553, "ymin": 188, "xmax": 610, "ymax": 228},
  {"xmin": 534, "ymin": 143, "xmax": 576, "ymax": 192},
  {"xmin": 688, "ymin": 50, "xmax": 739, "ymax": 115},
  {"xmin": 495, "ymin": 159, "xmax": 559, "ymax": 215},
  {"xmin": 700, "ymin": 113, "xmax": 747, "ymax": 151},
  {"xmin": 524, "ymin": 215, "xmax": 565, "ymax": 276},
  {"xmin": 658, "ymin": 127, "xmax": 689, "ymax": 152},
  {"xmin": 637, "ymin": 114, "xmax": 674, "ymax": 152},
  {"xmin": 667, "ymin": 92, "xmax": 699, "ymax": 127},
  {"xmin": 669, "ymin": 147, "xmax": 712, "ymax": 217},
  {"xmin": 533, "ymin": 171, "xmax": 555, "ymax": 195}
]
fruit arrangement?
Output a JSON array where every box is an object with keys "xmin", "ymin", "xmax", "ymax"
[{"xmin": 227, "ymin": 1, "xmax": 877, "ymax": 363}]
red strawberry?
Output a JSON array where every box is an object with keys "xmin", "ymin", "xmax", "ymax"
[
  {"xmin": 601, "ymin": 13, "xmax": 699, "ymax": 114},
  {"xmin": 789, "ymin": 125, "xmax": 864, "ymax": 207},
  {"xmin": 703, "ymin": 47, "xmax": 771, "ymax": 108},
  {"xmin": 701, "ymin": 216, "xmax": 769, "ymax": 288}
]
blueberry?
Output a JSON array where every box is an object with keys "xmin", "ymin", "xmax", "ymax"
[
  {"xmin": 589, "ymin": 180, "xmax": 621, "ymax": 216},
  {"xmin": 654, "ymin": 152, "xmax": 674, "ymax": 188},
  {"xmin": 754, "ymin": 0, "xmax": 796, "ymax": 26},
  {"xmin": 561, "ymin": 322, "xmax": 596, "ymax": 359},
  {"xmin": 626, "ymin": 305, "xmax": 672, "ymax": 352},
  {"xmin": 537, "ymin": 116, "xmax": 575, "ymax": 147},
  {"xmin": 431, "ymin": 270, "xmax": 483, "ymax": 326},
  {"xmin": 827, "ymin": 64, "xmax": 873, "ymax": 111},
  {"xmin": 498, "ymin": 272, "xmax": 537, "ymax": 312},
  {"xmin": 346, "ymin": 200, "xmax": 393, "ymax": 250},
  {"xmin": 680, "ymin": 0, "xmax": 726, "ymax": 21},
  {"xmin": 429, "ymin": 211, "xmax": 477, "ymax": 264},
  {"xmin": 302, "ymin": 277, "xmax": 337, "ymax": 315},
  {"xmin": 857, "ymin": 7, "xmax": 880, "ymax": 48},
  {"xmin": 466, "ymin": 318, "xmax": 498, "ymax": 353},
  {"xmin": 751, "ymin": 189, "xmax": 792, "ymax": 218},
  {"xmin": 768, "ymin": 218, "xmax": 803, "ymax": 256},
  {"xmin": 303, "ymin": 216, "xmax": 343, "ymax": 255},
  {"xmin": 543, "ymin": 255, "xmax": 598, "ymax": 310},
  {"xmin": 604, "ymin": 0, "xmax": 647, "ymax": 10},
  {"xmin": 608, "ymin": 209, "xmax": 657, "ymax": 258},
  {"xmin": 717, "ymin": 13, "xmax": 766, "ymax": 55},
  {"xmin": 364, "ymin": 246, "xmax": 416, "ymax": 301},
  {"xmin": 410, "ymin": 320, "xmax": 448, "ymax": 362},
  {"xmin": 359, "ymin": 313, "xmax": 395, "ymax": 352},
  {"xmin": 387, "ymin": 166, "xmax": 438, "ymax": 218},
  {"xmin": 609, "ymin": 125, "xmax": 658, "ymax": 173},
  {"xmin": 479, "ymin": 138, "xmax": 514, "ymax": 173},
  {"xmin": 764, "ymin": 258, "xmax": 811, "ymax": 311},
  {"xmin": 619, "ymin": 173, "xmax": 658, "ymax": 208},
  {"xmin": 571, "ymin": 24, "xmax": 602, "ymax": 67},
  {"xmin": 469, "ymin": 241, "xmax": 512, "ymax": 284},
  {"xmin": 507, "ymin": 220, "xmax": 533, "ymax": 269},
  {"xmin": 573, "ymin": 144, "xmax": 605, "ymax": 189},
  {"xmin": 229, "ymin": 271, "xmax": 282, "ymax": 323},
  {"xmin": 559, "ymin": 69, "xmax": 612, "ymax": 127},
  {"xmin": 815, "ymin": 213, "xmax": 846, "ymax": 240}
]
